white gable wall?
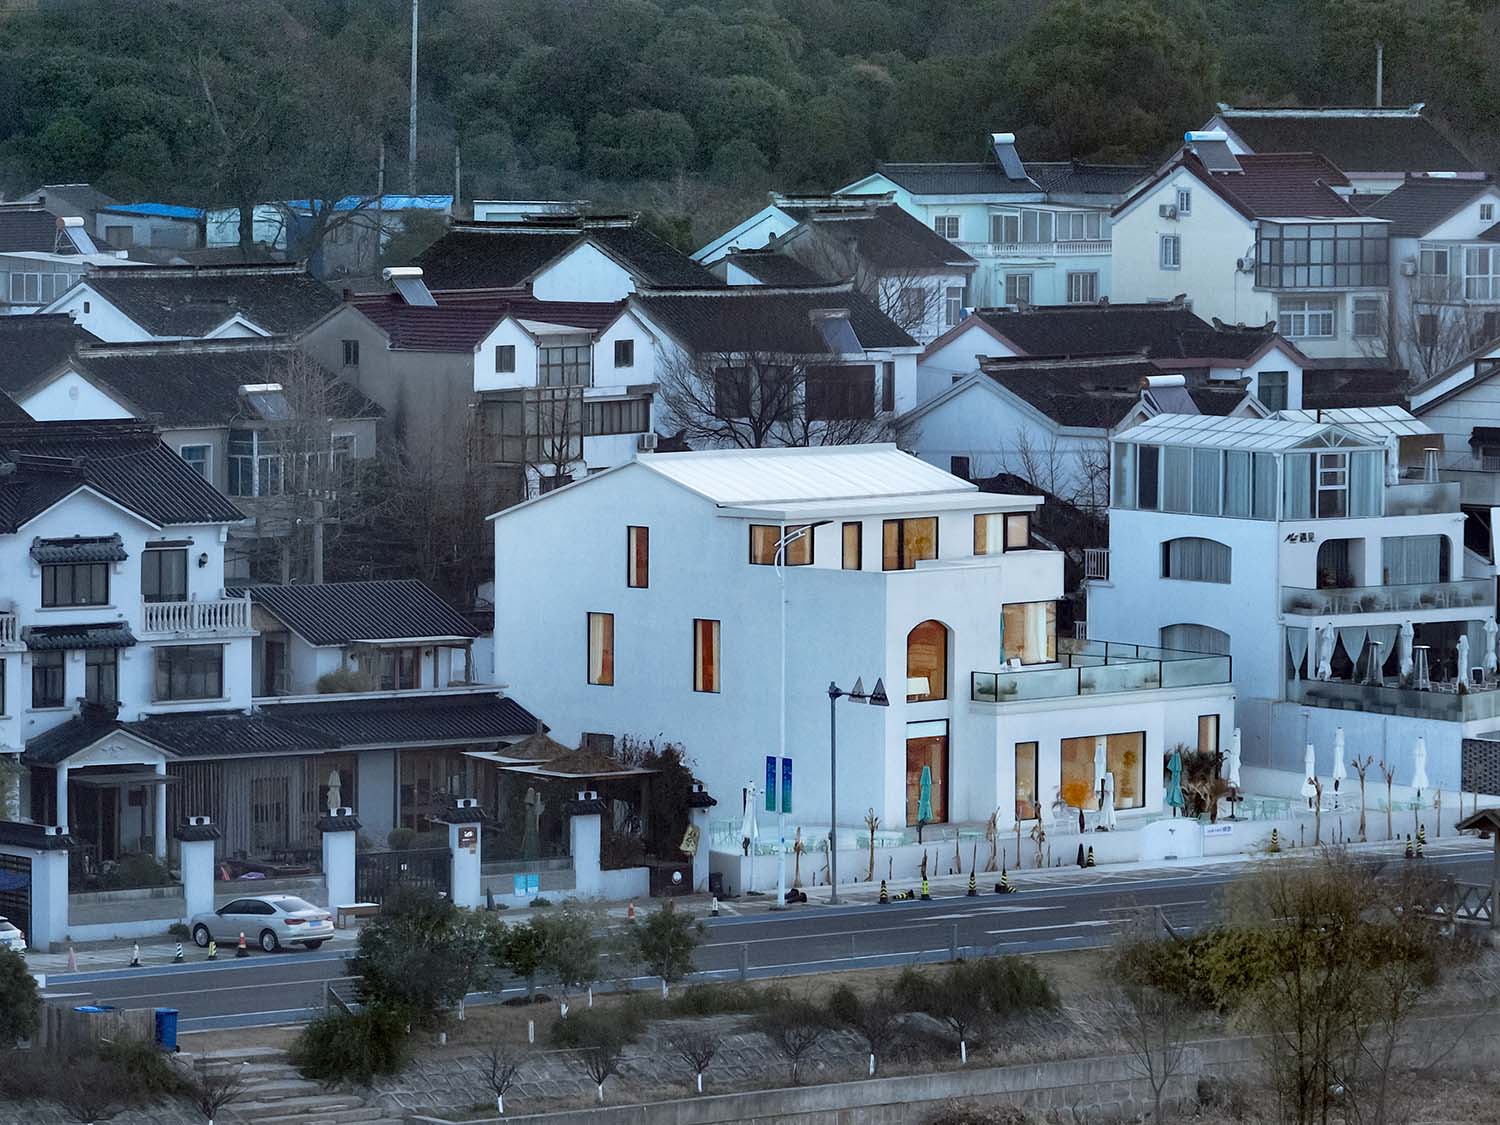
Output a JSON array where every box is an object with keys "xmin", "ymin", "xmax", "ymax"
[
  {"xmin": 531, "ymin": 242, "xmax": 638, "ymax": 302},
  {"xmin": 18, "ymin": 370, "xmax": 135, "ymax": 421},
  {"xmin": 917, "ymin": 323, "xmax": 1018, "ymax": 403},
  {"xmin": 44, "ymin": 284, "xmax": 155, "ymax": 341}
]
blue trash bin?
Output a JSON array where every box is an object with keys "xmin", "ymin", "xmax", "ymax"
[
  {"xmin": 72, "ymin": 1004, "xmax": 115, "ymax": 1014},
  {"xmin": 154, "ymin": 1008, "xmax": 179, "ymax": 1051}
]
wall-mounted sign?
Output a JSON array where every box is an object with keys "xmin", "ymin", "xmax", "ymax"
[{"xmin": 457, "ymin": 825, "xmax": 478, "ymax": 852}]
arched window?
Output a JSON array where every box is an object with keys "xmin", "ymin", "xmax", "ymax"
[
  {"xmin": 1316, "ymin": 538, "xmax": 1362, "ymax": 588},
  {"xmin": 1161, "ymin": 623, "xmax": 1231, "ymax": 655},
  {"xmin": 1160, "ymin": 537, "xmax": 1231, "ymax": 583},
  {"xmin": 907, "ymin": 620, "xmax": 948, "ymax": 703}
]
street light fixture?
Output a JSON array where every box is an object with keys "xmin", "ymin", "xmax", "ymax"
[{"xmin": 827, "ymin": 676, "xmax": 889, "ymax": 904}]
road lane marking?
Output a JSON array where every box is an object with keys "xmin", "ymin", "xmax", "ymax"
[
  {"xmin": 1099, "ymin": 900, "xmax": 1205, "ymax": 912},
  {"xmin": 984, "ymin": 920, "xmax": 1112, "ymax": 935}
]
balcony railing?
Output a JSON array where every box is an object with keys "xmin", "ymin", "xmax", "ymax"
[
  {"xmin": 1385, "ymin": 479, "xmax": 1460, "ymax": 516},
  {"xmin": 141, "ymin": 597, "xmax": 251, "ymax": 635},
  {"xmin": 0, "ymin": 614, "xmax": 16, "ymax": 645},
  {"xmin": 972, "ymin": 639, "xmax": 1231, "ymax": 703},
  {"xmin": 1083, "ymin": 548, "xmax": 1110, "ymax": 581},
  {"xmin": 1281, "ymin": 578, "xmax": 1493, "ymax": 617},
  {"xmin": 956, "ymin": 239, "xmax": 1110, "ymax": 259},
  {"xmin": 1287, "ymin": 676, "xmax": 1500, "ymax": 724}
]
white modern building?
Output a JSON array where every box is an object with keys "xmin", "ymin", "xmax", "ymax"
[
  {"xmin": 1111, "ymin": 134, "xmax": 1392, "ymax": 361},
  {"xmin": 491, "ymin": 445, "xmax": 1234, "ymax": 837},
  {"xmin": 1087, "ymin": 409, "xmax": 1494, "ymax": 789}
]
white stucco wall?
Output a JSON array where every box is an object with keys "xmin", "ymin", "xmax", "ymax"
[
  {"xmin": 531, "ymin": 242, "xmax": 638, "ymax": 302},
  {"xmin": 43, "ymin": 284, "xmax": 155, "ymax": 341},
  {"xmin": 18, "ymin": 371, "xmax": 135, "ymax": 420},
  {"xmin": 917, "ymin": 323, "xmax": 1018, "ymax": 403}
]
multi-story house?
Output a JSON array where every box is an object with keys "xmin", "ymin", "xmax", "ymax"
[
  {"xmin": 833, "ymin": 134, "xmax": 1148, "ymax": 309},
  {"xmin": 491, "ymin": 445, "xmax": 1234, "ymax": 841},
  {"xmin": 1086, "ymin": 408, "xmax": 1491, "ymax": 790},
  {"xmin": 1359, "ymin": 176, "xmax": 1500, "ymax": 379},
  {"xmin": 0, "ymin": 205, "xmax": 132, "ymax": 316},
  {"xmin": 1202, "ymin": 104, "xmax": 1479, "ymax": 198},
  {"xmin": 694, "ymin": 194, "xmax": 978, "ymax": 344},
  {"xmin": 42, "ymin": 263, "xmax": 341, "ymax": 342},
  {"xmin": 1111, "ymin": 134, "xmax": 1392, "ymax": 362}
]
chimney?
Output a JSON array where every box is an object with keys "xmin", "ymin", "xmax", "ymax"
[{"xmin": 990, "ymin": 133, "xmax": 1028, "ymax": 181}]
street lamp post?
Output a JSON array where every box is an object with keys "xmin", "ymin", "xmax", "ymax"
[{"xmin": 827, "ymin": 677, "xmax": 889, "ymax": 904}]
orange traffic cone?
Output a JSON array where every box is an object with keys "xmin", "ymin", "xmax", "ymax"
[
  {"xmin": 66, "ymin": 945, "xmax": 77, "ymax": 972},
  {"xmin": 235, "ymin": 931, "xmax": 249, "ymax": 958},
  {"xmin": 626, "ymin": 900, "xmax": 636, "ymax": 922}
]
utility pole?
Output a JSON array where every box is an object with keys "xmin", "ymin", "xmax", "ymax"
[
  {"xmin": 408, "ymin": 0, "xmax": 419, "ymax": 194},
  {"xmin": 1375, "ymin": 42, "xmax": 1384, "ymax": 108},
  {"xmin": 453, "ymin": 145, "xmax": 461, "ymax": 212},
  {"xmin": 376, "ymin": 140, "xmax": 385, "ymax": 269}
]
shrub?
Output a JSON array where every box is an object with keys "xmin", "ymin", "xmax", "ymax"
[
  {"xmin": 530, "ymin": 895, "xmax": 553, "ymax": 908},
  {"xmin": 0, "ymin": 947, "xmax": 40, "ymax": 1045},
  {"xmin": 100, "ymin": 852, "xmax": 175, "ymax": 889},
  {"xmin": 826, "ymin": 982, "xmax": 862, "ymax": 1025},
  {"xmin": 167, "ymin": 921, "xmax": 191, "ymax": 940},
  {"xmin": 352, "ymin": 887, "xmax": 493, "ymax": 1027},
  {"xmin": 549, "ymin": 1002, "xmax": 646, "ymax": 1049},
  {"xmin": 1117, "ymin": 928, "xmax": 1273, "ymax": 1014},
  {"xmin": 100, "ymin": 1036, "xmax": 192, "ymax": 1103},
  {"xmin": 629, "ymin": 901, "xmax": 704, "ymax": 995},
  {"xmin": 386, "ymin": 828, "xmax": 418, "ymax": 850},
  {"xmin": 317, "ymin": 668, "xmax": 375, "ymax": 694},
  {"xmin": 290, "ymin": 1005, "xmax": 410, "ymax": 1084},
  {"xmin": 668, "ymin": 982, "xmax": 769, "ymax": 1016},
  {"xmin": 0, "ymin": 1051, "xmax": 52, "ymax": 1100},
  {"xmin": 964, "ymin": 957, "xmax": 1058, "ymax": 1014}
]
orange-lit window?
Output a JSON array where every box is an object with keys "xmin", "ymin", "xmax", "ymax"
[
  {"xmin": 882, "ymin": 517, "xmax": 937, "ymax": 570},
  {"xmin": 749, "ymin": 524, "xmax": 812, "ymax": 565},
  {"xmin": 906, "ymin": 619, "xmax": 948, "ymax": 702},
  {"xmin": 842, "ymin": 522, "xmax": 862, "ymax": 570},
  {"xmin": 693, "ymin": 618, "xmax": 720, "ymax": 693},
  {"xmin": 587, "ymin": 613, "xmax": 614, "ymax": 686},
  {"xmin": 627, "ymin": 526, "xmax": 649, "ymax": 588}
]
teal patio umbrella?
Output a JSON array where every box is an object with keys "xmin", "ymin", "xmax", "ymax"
[
  {"xmin": 917, "ymin": 765, "xmax": 933, "ymax": 824},
  {"xmin": 1165, "ymin": 749, "xmax": 1185, "ymax": 817}
]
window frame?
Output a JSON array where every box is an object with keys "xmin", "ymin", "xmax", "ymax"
[
  {"xmin": 178, "ymin": 443, "xmax": 211, "ymax": 482},
  {"xmin": 1160, "ymin": 536, "xmax": 1233, "ymax": 583},
  {"xmin": 1277, "ymin": 296, "xmax": 1336, "ymax": 339},
  {"xmin": 85, "ymin": 647, "xmax": 118, "ymax": 706},
  {"xmin": 626, "ymin": 526, "xmax": 649, "ymax": 589},
  {"xmin": 1257, "ymin": 370, "xmax": 1289, "ymax": 411},
  {"xmin": 692, "ymin": 618, "xmax": 720, "ymax": 693},
  {"xmin": 1175, "ymin": 187, "xmax": 1192, "ymax": 215},
  {"xmin": 587, "ymin": 612, "xmax": 615, "ymax": 686},
  {"xmin": 613, "ymin": 338, "xmax": 635, "ymax": 368},
  {"xmin": 749, "ymin": 524, "xmax": 813, "ymax": 566},
  {"xmin": 1004, "ymin": 272, "xmax": 1032, "ymax": 305},
  {"xmin": 1351, "ymin": 297, "xmax": 1382, "ymax": 339},
  {"xmin": 841, "ymin": 522, "xmax": 862, "ymax": 571},
  {"xmin": 1001, "ymin": 600, "xmax": 1057, "ymax": 665},
  {"xmin": 1159, "ymin": 234, "xmax": 1181, "ymax": 270},
  {"xmin": 1066, "ymin": 270, "xmax": 1099, "ymax": 304},
  {"xmin": 41, "ymin": 562, "xmax": 109, "ymax": 608},
  {"xmin": 881, "ymin": 517, "xmax": 938, "ymax": 571},
  {"xmin": 152, "ymin": 644, "xmax": 225, "ymax": 703},
  {"xmin": 31, "ymin": 650, "xmax": 65, "ymax": 709},
  {"xmin": 1015, "ymin": 741, "xmax": 1040, "ymax": 821},
  {"xmin": 341, "ymin": 339, "xmax": 359, "ymax": 368},
  {"xmin": 905, "ymin": 619, "xmax": 948, "ymax": 703},
  {"xmin": 943, "ymin": 286, "xmax": 964, "ymax": 327},
  {"xmin": 495, "ymin": 344, "xmax": 517, "ymax": 374},
  {"xmin": 141, "ymin": 547, "xmax": 188, "ymax": 604},
  {"xmin": 933, "ymin": 215, "xmax": 960, "ymax": 240}
]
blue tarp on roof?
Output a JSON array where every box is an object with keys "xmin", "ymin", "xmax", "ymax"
[
  {"xmin": 283, "ymin": 194, "xmax": 453, "ymax": 214},
  {"xmin": 106, "ymin": 202, "xmax": 205, "ymax": 221}
]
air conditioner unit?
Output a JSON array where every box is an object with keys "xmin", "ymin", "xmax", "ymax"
[
  {"xmin": 1158, "ymin": 204, "xmax": 1179, "ymax": 220},
  {"xmin": 1399, "ymin": 259, "xmax": 1418, "ymax": 277},
  {"xmin": 1235, "ymin": 255, "xmax": 1256, "ymax": 273},
  {"xmin": 637, "ymin": 432, "xmax": 658, "ymax": 452}
]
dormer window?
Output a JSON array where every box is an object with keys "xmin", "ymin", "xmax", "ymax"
[{"xmin": 1483, "ymin": 203, "xmax": 1495, "ymax": 222}]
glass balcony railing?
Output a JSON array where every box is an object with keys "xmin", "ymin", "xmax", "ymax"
[
  {"xmin": 1287, "ymin": 677, "xmax": 1500, "ymax": 724},
  {"xmin": 1281, "ymin": 579, "xmax": 1493, "ymax": 616},
  {"xmin": 972, "ymin": 639, "xmax": 1231, "ymax": 703},
  {"xmin": 1385, "ymin": 480, "xmax": 1460, "ymax": 516}
]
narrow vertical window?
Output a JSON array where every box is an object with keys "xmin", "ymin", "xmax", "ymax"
[
  {"xmin": 1198, "ymin": 714, "xmax": 1220, "ymax": 756},
  {"xmin": 1004, "ymin": 512, "xmax": 1029, "ymax": 551},
  {"xmin": 693, "ymin": 618, "xmax": 720, "ymax": 693},
  {"xmin": 1015, "ymin": 742, "xmax": 1039, "ymax": 820},
  {"xmin": 587, "ymin": 612, "xmax": 614, "ymax": 686},
  {"xmin": 626, "ymin": 526, "xmax": 649, "ymax": 588},
  {"xmin": 842, "ymin": 522, "xmax": 862, "ymax": 570}
]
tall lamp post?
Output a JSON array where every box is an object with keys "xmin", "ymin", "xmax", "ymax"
[{"xmin": 827, "ymin": 677, "xmax": 889, "ymax": 904}]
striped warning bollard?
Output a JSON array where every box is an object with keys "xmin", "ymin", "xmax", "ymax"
[
  {"xmin": 1085, "ymin": 847, "xmax": 1096, "ymax": 868},
  {"xmin": 173, "ymin": 942, "xmax": 184, "ymax": 964},
  {"xmin": 879, "ymin": 879, "xmax": 889, "ymax": 904},
  {"xmin": 1404, "ymin": 835, "xmax": 1414, "ymax": 859},
  {"xmin": 236, "ymin": 931, "xmax": 249, "ymax": 958},
  {"xmin": 207, "ymin": 939, "xmax": 217, "ymax": 961},
  {"xmin": 919, "ymin": 878, "xmax": 931, "ymax": 901},
  {"xmin": 996, "ymin": 866, "xmax": 1017, "ymax": 894},
  {"xmin": 967, "ymin": 870, "xmax": 977, "ymax": 896},
  {"xmin": 1415, "ymin": 828, "xmax": 1426, "ymax": 858},
  {"xmin": 1269, "ymin": 828, "xmax": 1281, "ymax": 853},
  {"xmin": 1076, "ymin": 843, "xmax": 1086, "ymax": 867}
]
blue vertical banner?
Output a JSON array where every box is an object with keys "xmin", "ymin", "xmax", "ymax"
[
  {"xmin": 781, "ymin": 757, "xmax": 793, "ymax": 813},
  {"xmin": 765, "ymin": 755, "xmax": 777, "ymax": 812}
]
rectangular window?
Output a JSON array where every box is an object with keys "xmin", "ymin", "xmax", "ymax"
[
  {"xmin": 1161, "ymin": 537, "xmax": 1232, "ymax": 583},
  {"xmin": 153, "ymin": 644, "xmax": 224, "ymax": 702},
  {"xmin": 806, "ymin": 365, "xmax": 875, "ymax": 421},
  {"xmin": 1258, "ymin": 371, "xmax": 1289, "ymax": 411},
  {"xmin": 1061, "ymin": 732, "xmax": 1144, "ymax": 811},
  {"xmin": 342, "ymin": 339, "xmax": 359, "ymax": 368},
  {"xmin": 933, "ymin": 215, "xmax": 960, "ymax": 240},
  {"xmin": 1484, "ymin": 203, "xmax": 1495, "ymax": 222},
  {"xmin": 974, "ymin": 512, "xmax": 1030, "ymax": 555},
  {"xmin": 1176, "ymin": 188, "xmax": 1192, "ymax": 215},
  {"xmin": 1004, "ymin": 511, "xmax": 1030, "ymax": 550},
  {"xmin": 882, "ymin": 517, "xmax": 938, "ymax": 570},
  {"xmin": 32, "ymin": 651, "xmax": 64, "ymax": 708},
  {"xmin": 1137, "ymin": 445, "xmax": 1160, "ymax": 510},
  {"xmin": 85, "ymin": 648, "xmax": 117, "ymax": 706},
  {"xmin": 613, "ymin": 338, "xmax": 635, "ymax": 368},
  {"xmin": 539, "ymin": 344, "xmax": 590, "ymax": 387},
  {"xmin": 1004, "ymin": 273, "xmax": 1031, "ymax": 305},
  {"xmin": 1066, "ymin": 271, "xmax": 1099, "ymax": 303},
  {"xmin": 991, "ymin": 212, "xmax": 1019, "ymax": 244},
  {"xmin": 1255, "ymin": 222, "xmax": 1388, "ymax": 289},
  {"xmin": 626, "ymin": 526, "xmax": 649, "ymax": 588},
  {"xmin": 880, "ymin": 362, "xmax": 895, "ymax": 413},
  {"xmin": 949, "ymin": 455, "xmax": 971, "ymax": 479},
  {"xmin": 905, "ymin": 720, "xmax": 948, "ymax": 826},
  {"xmin": 1015, "ymin": 741, "xmax": 1039, "ymax": 821},
  {"xmin": 226, "ymin": 429, "xmax": 282, "ymax": 497},
  {"xmin": 944, "ymin": 286, "xmax": 964, "ymax": 327},
  {"xmin": 1419, "ymin": 246, "xmax": 1452, "ymax": 300},
  {"xmin": 1278, "ymin": 297, "xmax": 1336, "ymax": 339},
  {"xmin": 1002, "ymin": 601, "xmax": 1057, "ymax": 665},
  {"xmin": 841, "ymin": 522, "xmax": 862, "ymax": 570},
  {"xmin": 1159, "ymin": 234, "xmax": 1181, "ymax": 269},
  {"xmin": 582, "ymin": 397, "xmax": 650, "ymax": 436},
  {"xmin": 1352, "ymin": 297, "xmax": 1382, "ymax": 338},
  {"xmin": 587, "ymin": 612, "xmax": 614, "ymax": 686},
  {"xmin": 141, "ymin": 548, "xmax": 188, "ymax": 603},
  {"xmin": 749, "ymin": 524, "xmax": 812, "ymax": 566},
  {"xmin": 693, "ymin": 619, "xmax": 720, "ymax": 693},
  {"xmin": 1162, "ymin": 446, "xmax": 1191, "ymax": 512},
  {"xmin": 1198, "ymin": 714, "xmax": 1220, "ymax": 756},
  {"xmin": 1317, "ymin": 451, "xmax": 1348, "ymax": 518},
  {"xmin": 42, "ymin": 563, "xmax": 109, "ymax": 608},
  {"xmin": 375, "ymin": 647, "xmax": 419, "ymax": 691},
  {"xmin": 495, "ymin": 344, "xmax": 516, "ymax": 374},
  {"xmin": 1465, "ymin": 247, "xmax": 1500, "ymax": 301},
  {"xmin": 179, "ymin": 444, "xmax": 211, "ymax": 481}
]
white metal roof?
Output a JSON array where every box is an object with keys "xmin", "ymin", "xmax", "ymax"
[
  {"xmin": 1114, "ymin": 412, "xmax": 1374, "ymax": 451},
  {"xmin": 1276, "ymin": 405, "xmax": 1433, "ymax": 440},
  {"xmin": 637, "ymin": 443, "xmax": 975, "ymax": 507},
  {"xmin": 718, "ymin": 492, "xmax": 1040, "ymax": 519}
]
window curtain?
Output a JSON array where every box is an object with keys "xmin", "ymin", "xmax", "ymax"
[
  {"xmin": 1283, "ymin": 453, "xmax": 1311, "ymax": 519},
  {"xmin": 1113, "ymin": 443, "xmax": 1137, "ymax": 510},
  {"xmin": 1253, "ymin": 453, "xmax": 1278, "ymax": 519},
  {"xmin": 1336, "ymin": 625, "xmax": 1369, "ymax": 672},
  {"xmin": 1162, "ymin": 623, "xmax": 1231, "ymax": 655},
  {"xmin": 1286, "ymin": 624, "xmax": 1310, "ymax": 681},
  {"xmin": 1191, "ymin": 448, "xmax": 1220, "ymax": 515},
  {"xmin": 1349, "ymin": 450, "xmax": 1383, "ymax": 518},
  {"xmin": 1364, "ymin": 623, "xmax": 1399, "ymax": 683},
  {"xmin": 1382, "ymin": 535, "xmax": 1442, "ymax": 584},
  {"xmin": 1223, "ymin": 450, "xmax": 1251, "ymax": 517},
  {"xmin": 1164, "ymin": 537, "xmax": 1231, "ymax": 583},
  {"xmin": 1163, "ymin": 447, "xmax": 1191, "ymax": 512}
]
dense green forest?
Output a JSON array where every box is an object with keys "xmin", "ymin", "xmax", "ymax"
[{"xmin": 1, "ymin": 0, "xmax": 1496, "ymax": 245}]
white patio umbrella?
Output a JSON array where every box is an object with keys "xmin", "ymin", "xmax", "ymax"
[
  {"xmin": 1227, "ymin": 728, "xmax": 1242, "ymax": 790},
  {"xmin": 1332, "ymin": 729, "xmax": 1347, "ymax": 808},
  {"xmin": 741, "ymin": 783, "xmax": 761, "ymax": 893},
  {"xmin": 1398, "ymin": 621, "xmax": 1415, "ymax": 681},
  {"xmin": 1093, "ymin": 736, "xmax": 1108, "ymax": 808},
  {"xmin": 1316, "ymin": 623, "xmax": 1336, "ymax": 681},
  {"xmin": 1485, "ymin": 618, "xmax": 1498, "ymax": 676},
  {"xmin": 326, "ymin": 768, "xmax": 342, "ymax": 814},
  {"xmin": 1301, "ymin": 743, "xmax": 1319, "ymax": 806},
  {"xmin": 1411, "ymin": 738, "xmax": 1429, "ymax": 797},
  {"xmin": 1458, "ymin": 633, "xmax": 1472, "ymax": 687},
  {"xmin": 1100, "ymin": 772, "xmax": 1118, "ymax": 831}
]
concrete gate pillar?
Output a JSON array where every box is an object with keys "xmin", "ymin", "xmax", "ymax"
[
  {"xmin": 437, "ymin": 799, "xmax": 483, "ymax": 909},
  {"xmin": 319, "ymin": 807, "xmax": 360, "ymax": 911},
  {"xmin": 175, "ymin": 816, "xmax": 221, "ymax": 919},
  {"xmin": 565, "ymin": 790, "xmax": 608, "ymax": 898},
  {"xmin": 686, "ymin": 782, "xmax": 718, "ymax": 894}
]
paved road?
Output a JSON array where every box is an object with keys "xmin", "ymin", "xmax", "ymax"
[{"xmin": 44, "ymin": 848, "xmax": 1494, "ymax": 1031}]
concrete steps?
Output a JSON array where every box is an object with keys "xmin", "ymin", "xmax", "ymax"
[
  {"xmin": 202, "ymin": 1047, "xmax": 399, "ymax": 1125},
  {"xmin": 225, "ymin": 1094, "xmax": 390, "ymax": 1124}
]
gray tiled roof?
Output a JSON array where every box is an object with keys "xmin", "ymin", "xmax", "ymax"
[
  {"xmin": 1359, "ymin": 178, "xmax": 1492, "ymax": 237},
  {"xmin": 0, "ymin": 315, "xmax": 100, "ymax": 395},
  {"xmin": 31, "ymin": 533, "xmax": 126, "ymax": 563},
  {"xmin": 633, "ymin": 283, "xmax": 916, "ymax": 353},
  {"xmin": 84, "ymin": 263, "xmax": 340, "ymax": 337},
  {"xmin": 0, "ymin": 206, "xmax": 88, "ymax": 254},
  {"xmin": 228, "ymin": 579, "xmax": 479, "ymax": 646},
  {"xmin": 23, "ymin": 622, "xmax": 136, "ymax": 651},
  {"xmin": 1219, "ymin": 109, "xmax": 1474, "ymax": 173}
]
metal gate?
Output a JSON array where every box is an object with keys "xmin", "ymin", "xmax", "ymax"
[
  {"xmin": 355, "ymin": 847, "xmax": 450, "ymax": 905},
  {"xmin": 0, "ymin": 853, "xmax": 31, "ymax": 944}
]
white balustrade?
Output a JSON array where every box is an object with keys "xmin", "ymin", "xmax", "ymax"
[{"xmin": 141, "ymin": 597, "xmax": 250, "ymax": 635}]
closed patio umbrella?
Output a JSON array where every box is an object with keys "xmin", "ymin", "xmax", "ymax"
[
  {"xmin": 1101, "ymin": 772, "xmax": 1118, "ymax": 830},
  {"xmin": 1332, "ymin": 729, "xmax": 1347, "ymax": 808},
  {"xmin": 1411, "ymin": 738, "xmax": 1429, "ymax": 796},
  {"xmin": 1301, "ymin": 743, "xmax": 1318, "ymax": 806},
  {"xmin": 1227, "ymin": 728, "xmax": 1242, "ymax": 790},
  {"xmin": 1165, "ymin": 749, "xmax": 1185, "ymax": 816},
  {"xmin": 1486, "ymin": 619, "xmax": 1498, "ymax": 677},
  {"xmin": 741, "ymin": 783, "xmax": 759, "ymax": 854},
  {"xmin": 1398, "ymin": 621, "xmax": 1415, "ymax": 681},
  {"xmin": 1316, "ymin": 623, "xmax": 1336, "ymax": 681},
  {"xmin": 917, "ymin": 765, "xmax": 934, "ymax": 825},
  {"xmin": 1093, "ymin": 737, "xmax": 1108, "ymax": 809},
  {"xmin": 1458, "ymin": 634, "xmax": 1472, "ymax": 687}
]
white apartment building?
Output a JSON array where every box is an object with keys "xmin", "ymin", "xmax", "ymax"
[
  {"xmin": 1111, "ymin": 134, "xmax": 1391, "ymax": 361},
  {"xmin": 491, "ymin": 445, "xmax": 1233, "ymax": 836},
  {"xmin": 1087, "ymin": 409, "xmax": 1493, "ymax": 790}
]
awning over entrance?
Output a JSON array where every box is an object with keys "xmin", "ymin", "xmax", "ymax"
[
  {"xmin": 24, "ymin": 622, "xmax": 136, "ymax": 651},
  {"xmin": 67, "ymin": 768, "xmax": 177, "ymax": 788}
]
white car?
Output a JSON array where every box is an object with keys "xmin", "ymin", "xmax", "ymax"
[
  {"xmin": 0, "ymin": 916, "xmax": 25, "ymax": 955},
  {"xmin": 190, "ymin": 894, "xmax": 334, "ymax": 953}
]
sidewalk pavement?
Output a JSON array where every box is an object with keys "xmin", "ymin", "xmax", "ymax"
[{"xmin": 26, "ymin": 927, "xmax": 358, "ymax": 975}]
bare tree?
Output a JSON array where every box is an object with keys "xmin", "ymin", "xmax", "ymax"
[
  {"xmin": 1365, "ymin": 279, "xmax": 1497, "ymax": 382},
  {"xmin": 755, "ymin": 1000, "xmax": 830, "ymax": 1085},
  {"xmin": 1073, "ymin": 438, "xmax": 1113, "ymax": 516},
  {"xmin": 181, "ymin": 1062, "xmax": 248, "ymax": 1125},
  {"xmin": 658, "ymin": 345, "xmax": 901, "ymax": 450},
  {"xmin": 576, "ymin": 1042, "xmax": 623, "ymax": 1104},
  {"xmin": 1006, "ymin": 427, "xmax": 1069, "ymax": 500},
  {"xmin": 478, "ymin": 387, "xmax": 584, "ymax": 499},
  {"xmin": 481, "ymin": 1042, "xmax": 524, "ymax": 1116},
  {"xmin": 851, "ymin": 987, "xmax": 905, "ymax": 1076},
  {"xmin": 1110, "ymin": 979, "xmax": 1191, "ymax": 1123},
  {"xmin": 668, "ymin": 1027, "xmax": 721, "ymax": 1094}
]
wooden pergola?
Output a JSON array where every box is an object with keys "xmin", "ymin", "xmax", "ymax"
[{"xmin": 1454, "ymin": 807, "xmax": 1500, "ymax": 940}]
